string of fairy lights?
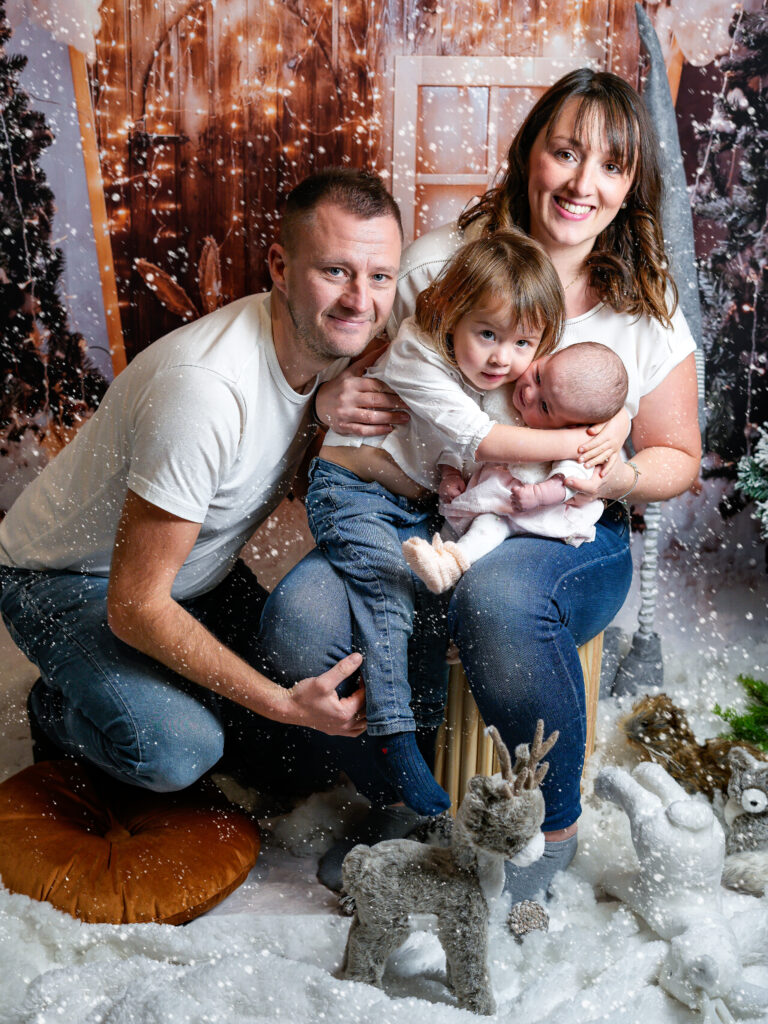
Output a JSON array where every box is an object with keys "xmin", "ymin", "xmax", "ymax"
[{"xmin": 90, "ymin": 0, "xmax": 388, "ymax": 331}]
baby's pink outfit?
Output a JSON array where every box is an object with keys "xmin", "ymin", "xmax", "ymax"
[
  {"xmin": 439, "ymin": 387, "xmax": 603, "ymax": 548},
  {"xmin": 441, "ymin": 461, "xmax": 601, "ymax": 547}
]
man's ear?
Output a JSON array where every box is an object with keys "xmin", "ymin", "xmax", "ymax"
[{"xmin": 268, "ymin": 243, "xmax": 288, "ymax": 296}]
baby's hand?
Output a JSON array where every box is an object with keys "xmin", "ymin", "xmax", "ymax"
[
  {"xmin": 438, "ymin": 465, "xmax": 466, "ymax": 504},
  {"xmin": 578, "ymin": 408, "xmax": 631, "ymax": 474},
  {"xmin": 503, "ymin": 476, "xmax": 567, "ymax": 513}
]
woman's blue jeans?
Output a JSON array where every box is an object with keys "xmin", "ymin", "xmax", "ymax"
[
  {"xmin": 264, "ymin": 503, "xmax": 632, "ymax": 830},
  {"xmin": 305, "ymin": 458, "xmax": 450, "ymax": 736}
]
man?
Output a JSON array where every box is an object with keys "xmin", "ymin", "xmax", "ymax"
[{"xmin": 0, "ymin": 168, "xmax": 405, "ymax": 793}]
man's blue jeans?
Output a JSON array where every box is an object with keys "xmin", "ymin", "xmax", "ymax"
[
  {"xmin": 305, "ymin": 458, "xmax": 450, "ymax": 736},
  {"xmin": 0, "ymin": 551, "xmax": 440, "ymax": 803},
  {"xmin": 0, "ymin": 558, "xmax": 351, "ymax": 797},
  {"xmin": 264, "ymin": 502, "xmax": 633, "ymax": 831}
]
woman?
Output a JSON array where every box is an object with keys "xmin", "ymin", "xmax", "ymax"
[{"xmin": 261, "ymin": 69, "xmax": 701, "ymax": 901}]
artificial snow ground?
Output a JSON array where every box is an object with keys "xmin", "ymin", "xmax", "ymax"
[{"xmin": 1, "ymin": 479, "xmax": 767, "ymax": 1024}]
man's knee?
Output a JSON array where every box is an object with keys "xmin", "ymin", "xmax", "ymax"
[
  {"xmin": 110, "ymin": 725, "xmax": 225, "ymax": 793},
  {"xmin": 31, "ymin": 678, "xmax": 226, "ymax": 793},
  {"xmin": 260, "ymin": 551, "xmax": 352, "ymax": 679}
]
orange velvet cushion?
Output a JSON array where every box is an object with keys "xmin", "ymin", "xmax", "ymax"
[{"xmin": 0, "ymin": 761, "xmax": 260, "ymax": 924}]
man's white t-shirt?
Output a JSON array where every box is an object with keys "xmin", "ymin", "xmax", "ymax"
[{"xmin": 0, "ymin": 293, "xmax": 345, "ymax": 599}]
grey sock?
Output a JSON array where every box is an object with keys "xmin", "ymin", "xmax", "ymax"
[
  {"xmin": 503, "ymin": 833, "xmax": 578, "ymax": 905},
  {"xmin": 317, "ymin": 804, "xmax": 423, "ymax": 893}
]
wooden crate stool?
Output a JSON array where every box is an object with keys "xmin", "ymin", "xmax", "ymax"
[{"xmin": 434, "ymin": 632, "xmax": 603, "ymax": 813}]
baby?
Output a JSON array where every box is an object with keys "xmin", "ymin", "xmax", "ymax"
[{"xmin": 403, "ymin": 341, "xmax": 629, "ymax": 593}]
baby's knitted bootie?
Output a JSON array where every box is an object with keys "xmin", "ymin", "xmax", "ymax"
[{"xmin": 402, "ymin": 533, "xmax": 470, "ymax": 594}]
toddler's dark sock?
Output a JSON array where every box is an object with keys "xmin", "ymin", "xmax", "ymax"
[
  {"xmin": 415, "ymin": 724, "xmax": 441, "ymax": 772},
  {"xmin": 374, "ymin": 731, "xmax": 451, "ymax": 816}
]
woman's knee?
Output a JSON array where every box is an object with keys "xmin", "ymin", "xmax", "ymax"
[{"xmin": 448, "ymin": 552, "xmax": 550, "ymax": 649}]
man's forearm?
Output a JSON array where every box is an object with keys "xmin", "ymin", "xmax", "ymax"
[{"xmin": 107, "ymin": 594, "xmax": 295, "ymax": 724}]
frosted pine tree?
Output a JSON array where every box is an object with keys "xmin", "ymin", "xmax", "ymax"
[
  {"xmin": 693, "ymin": 8, "xmax": 768, "ymax": 470},
  {"xmin": 737, "ymin": 423, "xmax": 768, "ymax": 538},
  {"xmin": 0, "ymin": 1, "xmax": 105, "ymax": 457}
]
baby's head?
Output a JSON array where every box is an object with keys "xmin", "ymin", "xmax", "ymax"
[
  {"xmin": 415, "ymin": 229, "xmax": 564, "ymax": 390},
  {"xmin": 513, "ymin": 342, "xmax": 628, "ymax": 429}
]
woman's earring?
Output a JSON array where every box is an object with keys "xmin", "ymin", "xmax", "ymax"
[{"xmin": 621, "ymin": 201, "xmax": 628, "ymax": 209}]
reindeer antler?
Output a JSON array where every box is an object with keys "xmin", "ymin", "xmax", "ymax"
[
  {"xmin": 487, "ymin": 725, "xmax": 514, "ymax": 783},
  {"xmin": 511, "ymin": 720, "xmax": 559, "ymax": 793}
]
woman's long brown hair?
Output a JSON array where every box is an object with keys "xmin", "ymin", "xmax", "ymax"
[{"xmin": 459, "ymin": 68, "xmax": 677, "ymax": 328}]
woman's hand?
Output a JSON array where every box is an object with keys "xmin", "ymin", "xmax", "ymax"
[
  {"xmin": 577, "ymin": 408, "xmax": 631, "ymax": 473},
  {"xmin": 438, "ymin": 464, "xmax": 466, "ymax": 504},
  {"xmin": 314, "ymin": 343, "xmax": 410, "ymax": 437},
  {"xmin": 564, "ymin": 458, "xmax": 634, "ymax": 505}
]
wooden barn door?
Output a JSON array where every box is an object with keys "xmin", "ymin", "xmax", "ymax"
[{"xmin": 93, "ymin": 0, "xmax": 644, "ymax": 358}]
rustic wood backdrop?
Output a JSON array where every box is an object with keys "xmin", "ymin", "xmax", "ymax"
[{"xmin": 93, "ymin": 0, "xmax": 660, "ymax": 360}]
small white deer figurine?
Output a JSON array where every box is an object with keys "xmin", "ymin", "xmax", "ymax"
[
  {"xmin": 596, "ymin": 761, "xmax": 768, "ymax": 1022},
  {"xmin": 341, "ymin": 721, "xmax": 557, "ymax": 1015}
]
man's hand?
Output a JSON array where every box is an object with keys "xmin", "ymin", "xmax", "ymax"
[
  {"xmin": 285, "ymin": 652, "xmax": 367, "ymax": 736},
  {"xmin": 578, "ymin": 408, "xmax": 631, "ymax": 473},
  {"xmin": 108, "ymin": 491, "xmax": 368, "ymax": 736},
  {"xmin": 438, "ymin": 464, "xmax": 467, "ymax": 505},
  {"xmin": 314, "ymin": 344, "xmax": 409, "ymax": 436},
  {"xmin": 502, "ymin": 475, "xmax": 567, "ymax": 513}
]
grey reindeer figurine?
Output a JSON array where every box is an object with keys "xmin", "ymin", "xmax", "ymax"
[{"xmin": 341, "ymin": 721, "xmax": 558, "ymax": 1015}]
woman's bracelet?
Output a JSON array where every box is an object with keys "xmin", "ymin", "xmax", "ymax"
[{"xmin": 616, "ymin": 460, "xmax": 641, "ymax": 502}]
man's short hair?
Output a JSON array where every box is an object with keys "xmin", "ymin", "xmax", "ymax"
[{"xmin": 280, "ymin": 168, "xmax": 403, "ymax": 253}]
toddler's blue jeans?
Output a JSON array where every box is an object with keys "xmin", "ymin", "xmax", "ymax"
[{"xmin": 305, "ymin": 458, "xmax": 450, "ymax": 737}]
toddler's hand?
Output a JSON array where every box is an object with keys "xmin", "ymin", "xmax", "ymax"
[{"xmin": 578, "ymin": 408, "xmax": 631, "ymax": 472}]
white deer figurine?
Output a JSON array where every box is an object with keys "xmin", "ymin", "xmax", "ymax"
[
  {"xmin": 595, "ymin": 761, "xmax": 768, "ymax": 1022},
  {"xmin": 341, "ymin": 721, "xmax": 557, "ymax": 1015}
]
